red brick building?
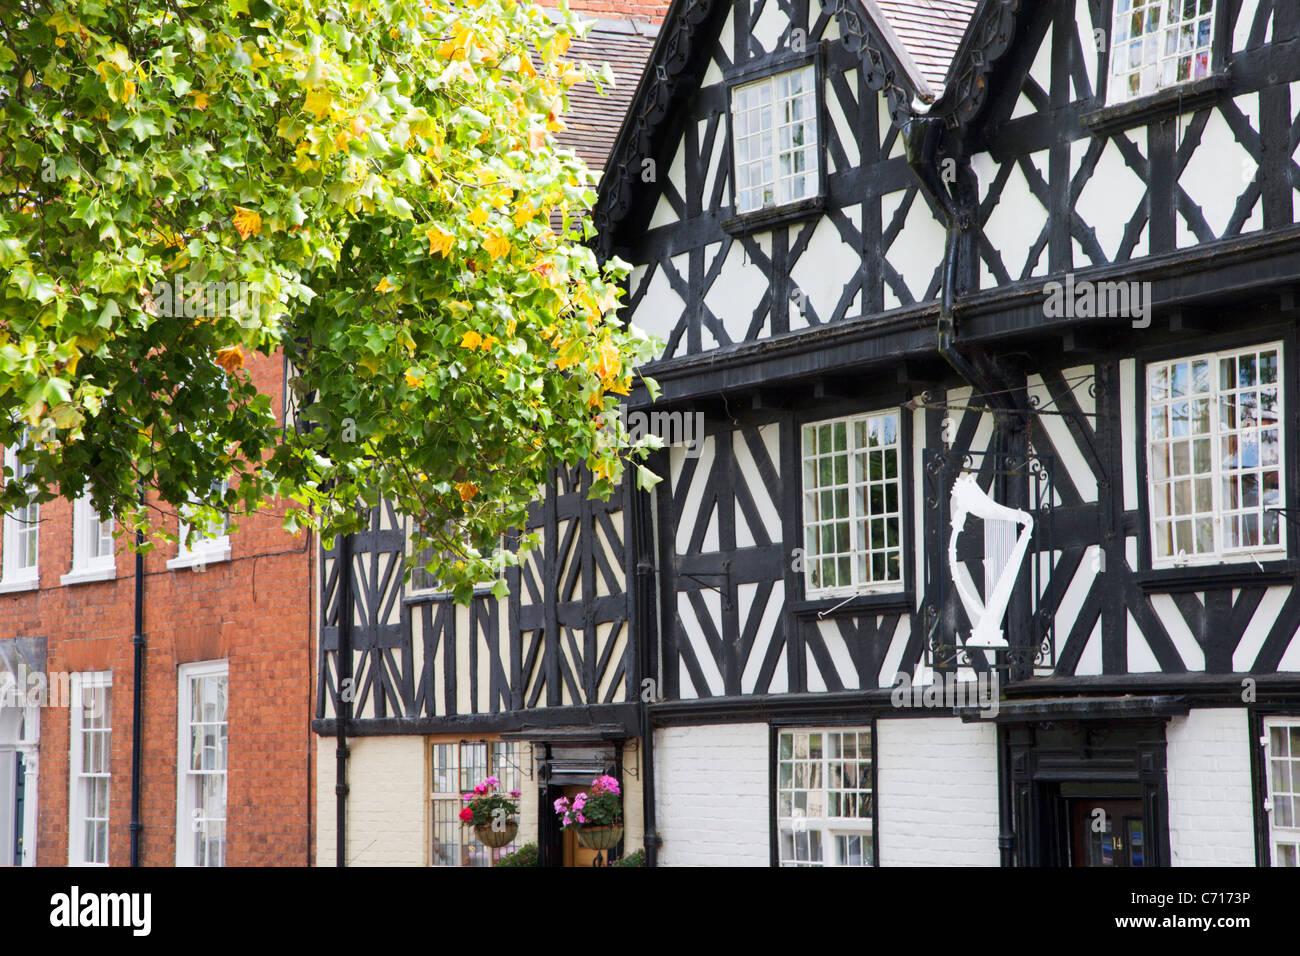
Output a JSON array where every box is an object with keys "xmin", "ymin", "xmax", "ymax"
[
  {"xmin": 0, "ymin": 350, "xmax": 316, "ymax": 867},
  {"xmin": 0, "ymin": 0, "xmax": 664, "ymax": 868}
]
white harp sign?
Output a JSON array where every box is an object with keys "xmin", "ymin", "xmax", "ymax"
[{"xmin": 947, "ymin": 473, "xmax": 1034, "ymax": 651}]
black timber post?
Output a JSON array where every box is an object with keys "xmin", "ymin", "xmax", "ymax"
[{"xmin": 335, "ymin": 530, "xmax": 352, "ymax": 867}]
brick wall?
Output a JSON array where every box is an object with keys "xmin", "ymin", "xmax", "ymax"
[
  {"xmin": 0, "ymin": 349, "xmax": 315, "ymax": 867},
  {"xmin": 1166, "ymin": 707, "xmax": 1257, "ymax": 866},
  {"xmin": 653, "ymin": 723, "xmax": 769, "ymax": 866},
  {"xmin": 877, "ymin": 716, "xmax": 1000, "ymax": 866}
]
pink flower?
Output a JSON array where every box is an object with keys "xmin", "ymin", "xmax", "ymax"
[
  {"xmin": 462, "ymin": 793, "xmax": 474, "ymax": 802},
  {"xmin": 510, "ymin": 789, "xmax": 521, "ymax": 799},
  {"xmin": 459, "ymin": 807, "xmax": 474, "ymax": 823},
  {"xmin": 576, "ymin": 813, "xmax": 586, "ymax": 824},
  {"xmin": 591, "ymin": 774, "xmax": 621, "ymax": 796},
  {"xmin": 573, "ymin": 792, "xmax": 587, "ymax": 811},
  {"xmin": 484, "ymin": 775, "xmax": 500, "ymax": 789},
  {"xmin": 554, "ymin": 797, "xmax": 570, "ymax": 814},
  {"xmin": 474, "ymin": 783, "xmax": 486, "ymax": 795}
]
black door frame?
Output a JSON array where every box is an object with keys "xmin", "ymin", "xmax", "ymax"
[{"xmin": 1002, "ymin": 719, "xmax": 1172, "ymax": 867}]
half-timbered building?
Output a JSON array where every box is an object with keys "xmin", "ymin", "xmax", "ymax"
[{"xmin": 318, "ymin": 0, "xmax": 1300, "ymax": 866}]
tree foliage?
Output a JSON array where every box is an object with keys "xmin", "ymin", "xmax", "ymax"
[{"xmin": 0, "ymin": 0, "xmax": 659, "ymax": 600}]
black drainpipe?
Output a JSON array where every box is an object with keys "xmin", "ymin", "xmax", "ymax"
[
  {"xmin": 129, "ymin": 491, "xmax": 145, "ymax": 867},
  {"xmin": 630, "ymin": 473, "xmax": 658, "ymax": 866},
  {"xmin": 906, "ymin": 114, "xmax": 1025, "ymax": 864},
  {"xmin": 335, "ymin": 531, "xmax": 353, "ymax": 866}
]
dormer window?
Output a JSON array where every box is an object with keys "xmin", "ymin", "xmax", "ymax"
[
  {"xmin": 1109, "ymin": 0, "xmax": 1217, "ymax": 103},
  {"xmin": 730, "ymin": 64, "xmax": 820, "ymax": 216}
]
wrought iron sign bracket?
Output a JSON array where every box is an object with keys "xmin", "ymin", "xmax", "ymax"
[
  {"xmin": 483, "ymin": 740, "xmax": 535, "ymax": 780},
  {"xmin": 679, "ymin": 561, "xmax": 732, "ymax": 610}
]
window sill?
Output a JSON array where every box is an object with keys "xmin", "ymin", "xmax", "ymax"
[
  {"xmin": 791, "ymin": 590, "xmax": 912, "ymax": 617},
  {"xmin": 60, "ymin": 565, "xmax": 117, "ymax": 586},
  {"xmin": 403, "ymin": 584, "xmax": 500, "ymax": 606},
  {"xmin": 720, "ymin": 196, "xmax": 825, "ymax": 236},
  {"xmin": 167, "ymin": 544, "xmax": 232, "ymax": 570},
  {"xmin": 1136, "ymin": 559, "xmax": 1296, "ymax": 593},
  {"xmin": 1081, "ymin": 73, "xmax": 1230, "ymax": 136},
  {"xmin": 0, "ymin": 574, "xmax": 38, "ymax": 594}
]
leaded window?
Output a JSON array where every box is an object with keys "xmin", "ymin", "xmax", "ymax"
[
  {"xmin": 801, "ymin": 411, "xmax": 903, "ymax": 596},
  {"xmin": 1147, "ymin": 343, "xmax": 1284, "ymax": 565}
]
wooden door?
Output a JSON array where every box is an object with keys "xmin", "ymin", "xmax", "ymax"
[
  {"xmin": 1069, "ymin": 799, "xmax": 1146, "ymax": 867},
  {"xmin": 559, "ymin": 785, "xmax": 602, "ymax": 867}
]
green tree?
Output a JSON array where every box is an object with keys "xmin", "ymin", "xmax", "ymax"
[{"xmin": 0, "ymin": 0, "xmax": 659, "ymax": 600}]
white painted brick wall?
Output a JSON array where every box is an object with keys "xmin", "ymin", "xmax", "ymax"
[
  {"xmin": 316, "ymin": 735, "xmax": 427, "ymax": 866},
  {"xmin": 1166, "ymin": 708, "xmax": 1256, "ymax": 866},
  {"xmin": 877, "ymin": 717, "xmax": 1000, "ymax": 866},
  {"xmin": 654, "ymin": 724, "xmax": 770, "ymax": 865}
]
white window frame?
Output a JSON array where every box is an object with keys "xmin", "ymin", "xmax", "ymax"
[
  {"xmin": 1145, "ymin": 342, "xmax": 1285, "ymax": 568},
  {"xmin": 167, "ymin": 482, "xmax": 231, "ymax": 570},
  {"xmin": 404, "ymin": 516, "xmax": 503, "ymax": 597},
  {"xmin": 729, "ymin": 63, "xmax": 820, "ymax": 216},
  {"xmin": 176, "ymin": 660, "xmax": 228, "ymax": 867},
  {"xmin": 428, "ymin": 738, "xmax": 522, "ymax": 867},
  {"xmin": 68, "ymin": 671, "xmax": 112, "ymax": 866},
  {"xmin": 1263, "ymin": 716, "xmax": 1300, "ymax": 867},
  {"xmin": 62, "ymin": 496, "xmax": 116, "ymax": 585},
  {"xmin": 1108, "ymin": 0, "xmax": 1218, "ymax": 104},
  {"xmin": 776, "ymin": 727, "xmax": 875, "ymax": 867},
  {"xmin": 1, "ymin": 438, "xmax": 39, "ymax": 592},
  {"xmin": 801, "ymin": 410, "xmax": 904, "ymax": 598}
]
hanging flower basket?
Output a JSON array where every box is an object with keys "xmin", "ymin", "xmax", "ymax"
[
  {"xmin": 576, "ymin": 825, "xmax": 623, "ymax": 850},
  {"xmin": 556, "ymin": 775, "xmax": 624, "ymax": 853},
  {"xmin": 460, "ymin": 776, "xmax": 521, "ymax": 848},
  {"xmin": 474, "ymin": 822, "xmax": 519, "ymax": 848}
]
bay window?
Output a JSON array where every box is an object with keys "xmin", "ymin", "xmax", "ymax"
[
  {"xmin": 1264, "ymin": 717, "xmax": 1300, "ymax": 867},
  {"xmin": 429, "ymin": 738, "xmax": 521, "ymax": 866},
  {"xmin": 1108, "ymin": 0, "xmax": 1218, "ymax": 103},
  {"xmin": 776, "ymin": 727, "xmax": 875, "ymax": 867},
  {"xmin": 1146, "ymin": 343, "xmax": 1284, "ymax": 566},
  {"xmin": 801, "ymin": 411, "xmax": 903, "ymax": 596},
  {"xmin": 730, "ymin": 64, "xmax": 820, "ymax": 216}
]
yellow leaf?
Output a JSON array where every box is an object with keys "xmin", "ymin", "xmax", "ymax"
[
  {"xmin": 554, "ymin": 33, "xmax": 572, "ymax": 56},
  {"xmin": 404, "ymin": 369, "xmax": 424, "ymax": 387},
  {"xmin": 122, "ymin": 79, "xmax": 136, "ymax": 102},
  {"xmin": 460, "ymin": 330, "xmax": 483, "ymax": 349},
  {"xmin": 593, "ymin": 342, "xmax": 621, "ymax": 383},
  {"xmin": 479, "ymin": 335, "xmax": 498, "ymax": 352},
  {"xmin": 483, "ymin": 233, "xmax": 510, "ymax": 260},
  {"xmin": 456, "ymin": 480, "xmax": 478, "ymax": 502},
  {"xmin": 425, "ymin": 225, "xmax": 454, "ymax": 257},
  {"xmin": 216, "ymin": 345, "xmax": 244, "ymax": 373},
  {"xmin": 304, "ymin": 90, "xmax": 332, "ymax": 119},
  {"xmin": 232, "ymin": 206, "xmax": 262, "ymax": 240},
  {"xmin": 191, "ymin": 91, "xmax": 210, "ymax": 110},
  {"xmin": 468, "ymin": 206, "xmax": 489, "ymax": 228},
  {"xmin": 375, "ymin": 277, "xmax": 395, "ymax": 293},
  {"xmin": 513, "ymin": 203, "xmax": 535, "ymax": 228}
]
